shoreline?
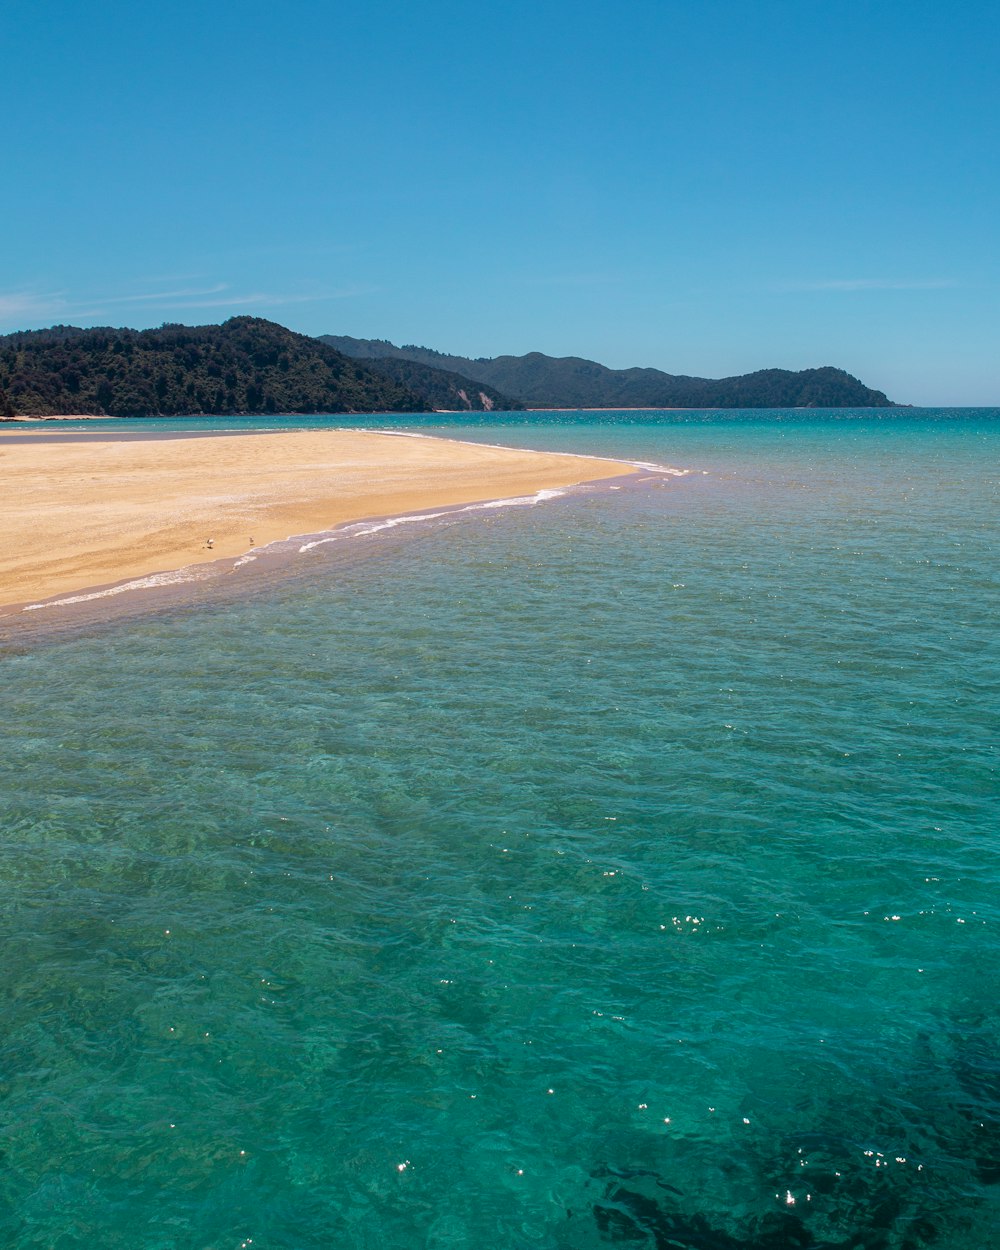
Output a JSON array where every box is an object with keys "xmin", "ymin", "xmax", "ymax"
[
  {"xmin": 0, "ymin": 427, "xmax": 635, "ymax": 614},
  {"xmin": 1, "ymin": 413, "xmax": 122, "ymax": 422}
]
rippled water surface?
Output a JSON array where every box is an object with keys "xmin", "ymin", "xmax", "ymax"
[{"xmin": 1, "ymin": 411, "xmax": 997, "ymax": 1248}]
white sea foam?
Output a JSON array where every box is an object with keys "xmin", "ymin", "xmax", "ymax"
[
  {"xmin": 299, "ymin": 511, "xmax": 452, "ymax": 551},
  {"xmin": 297, "ymin": 488, "xmax": 567, "ymax": 552},
  {"xmin": 24, "ymin": 566, "xmax": 206, "ymax": 611},
  {"xmin": 476, "ymin": 487, "xmax": 565, "ymax": 508},
  {"xmin": 629, "ymin": 459, "xmax": 691, "ymax": 475}
]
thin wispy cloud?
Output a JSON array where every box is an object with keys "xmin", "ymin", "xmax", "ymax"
[
  {"xmin": 99, "ymin": 284, "xmax": 230, "ymax": 305},
  {"xmin": 781, "ymin": 278, "xmax": 960, "ymax": 293},
  {"xmin": 0, "ymin": 291, "xmax": 70, "ymax": 321},
  {"xmin": 155, "ymin": 285, "xmax": 377, "ymax": 310},
  {"xmin": 0, "ymin": 283, "xmax": 376, "ymax": 329}
]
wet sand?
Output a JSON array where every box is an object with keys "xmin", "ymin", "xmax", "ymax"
[{"xmin": 0, "ymin": 428, "xmax": 632, "ymax": 609}]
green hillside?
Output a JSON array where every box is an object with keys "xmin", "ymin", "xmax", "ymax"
[
  {"xmin": 348, "ymin": 354, "xmax": 523, "ymax": 411},
  {"xmin": 0, "ymin": 318, "xmax": 429, "ymax": 417},
  {"xmin": 1, "ymin": 319, "xmax": 895, "ymax": 417},
  {"xmin": 322, "ymin": 336, "xmax": 896, "ymax": 409}
]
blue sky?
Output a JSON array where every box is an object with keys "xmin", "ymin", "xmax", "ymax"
[{"xmin": 5, "ymin": 0, "xmax": 998, "ymax": 403}]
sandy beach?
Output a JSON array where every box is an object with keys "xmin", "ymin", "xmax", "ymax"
[{"xmin": 0, "ymin": 428, "xmax": 632, "ymax": 609}]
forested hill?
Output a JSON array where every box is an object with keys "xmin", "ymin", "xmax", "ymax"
[
  {"xmin": 347, "ymin": 355, "xmax": 522, "ymax": 412},
  {"xmin": 0, "ymin": 318, "xmax": 436, "ymax": 417},
  {"xmin": 0, "ymin": 318, "xmax": 892, "ymax": 417},
  {"xmin": 321, "ymin": 336, "xmax": 895, "ymax": 409}
]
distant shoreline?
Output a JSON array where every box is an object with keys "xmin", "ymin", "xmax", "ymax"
[
  {"xmin": 3, "ymin": 402, "xmax": 914, "ymax": 422},
  {"xmin": 522, "ymin": 404, "xmax": 912, "ymax": 412},
  {"xmin": 3, "ymin": 413, "xmax": 122, "ymax": 422}
]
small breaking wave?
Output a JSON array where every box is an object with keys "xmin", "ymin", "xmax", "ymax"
[
  {"xmin": 24, "ymin": 565, "xmax": 209, "ymax": 611},
  {"xmin": 298, "ymin": 488, "xmax": 567, "ymax": 552},
  {"xmin": 628, "ymin": 459, "xmax": 691, "ymax": 475}
]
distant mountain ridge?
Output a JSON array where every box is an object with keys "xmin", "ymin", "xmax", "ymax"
[
  {"xmin": 319, "ymin": 335, "xmax": 895, "ymax": 409},
  {"xmin": 0, "ymin": 318, "xmax": 894, "ymax": 418}
]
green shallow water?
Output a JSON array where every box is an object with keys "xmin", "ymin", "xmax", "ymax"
[{"xmin": 1, "ymin": 412, "xmax": 998, "ymax": 1248}]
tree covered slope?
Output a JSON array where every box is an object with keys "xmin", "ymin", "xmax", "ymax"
[
  {"xmin": 0, "ymin": 318, "xmax": 429, "ymax": 417},
  {"xmin": 0, "ymin": 318, "xmax": 895, "ymax": 417},
  {"xmin": 321, "ymin": 336, "xmax": 895, "ymax": 409},
  {"xmin": 348, "ymin": 354, "xmax": 523, "ymax": 411}
]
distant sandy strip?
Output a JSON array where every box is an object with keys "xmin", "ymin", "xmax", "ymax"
[{"xmin": 0, "ymin": 428, "xmax": 633, "ymax": 609}]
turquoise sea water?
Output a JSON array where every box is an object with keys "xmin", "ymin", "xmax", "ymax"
[{"xmin": 1, "ymin": 410, "xmax": 997, "ymax": 1248}]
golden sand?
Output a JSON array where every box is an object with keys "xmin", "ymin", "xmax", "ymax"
[{"xmin": 0, "ymin": 428, "xmax": 632, "ymax": 609}]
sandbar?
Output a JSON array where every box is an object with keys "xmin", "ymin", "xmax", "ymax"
[{"xmin": 0, "ymin": 428, "xmax": 632, "ymax": 609}]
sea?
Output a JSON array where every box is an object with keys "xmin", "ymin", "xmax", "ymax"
[{"xmin": 1, "ymin": 409, "xmax": 997, "ymax": 1249}]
